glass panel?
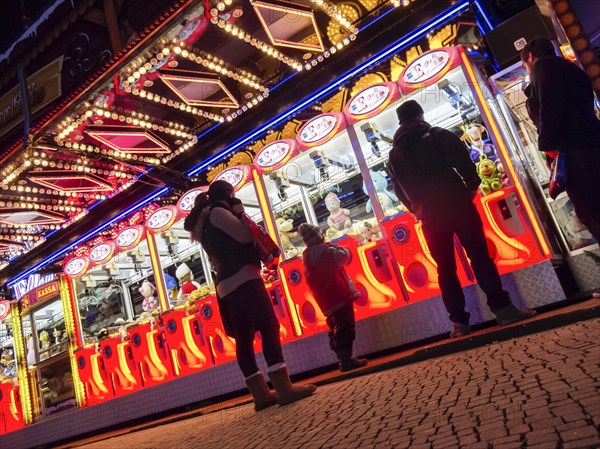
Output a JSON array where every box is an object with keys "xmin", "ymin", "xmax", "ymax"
[
  {"xmin": 31, "ymin": 298, "xmax": 67, "ymax": 362},
  {"xmin": 157, "ymin": 220, "xmax": 211, "ymax": 308},
  {"xmin": 38, "ymin": 353, "xmax": 76, "ymax": 416}
]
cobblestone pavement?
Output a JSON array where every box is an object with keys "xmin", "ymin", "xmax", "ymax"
[{"xmin": 75, "ymin": 319, "xmax": 600, "ymax": 449}]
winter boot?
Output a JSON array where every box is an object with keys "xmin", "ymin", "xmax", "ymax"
[
  {"xmin": 338, "ymin": 350, "xmax": 368, "ymax": 372},
  {"xmin": 245, "ymin": 372, "xmax": 277, "ymax": 411},
  {"xmin": 450, "ymin": 322, "xmax": 471, "ymax": 338},
  {"xmin": 493, "ymin": 304, "xmax": 537, "ymax": 325},
  {"xmin": 268, "ymin": 364, "xmax": 316, "ymax": 405}
]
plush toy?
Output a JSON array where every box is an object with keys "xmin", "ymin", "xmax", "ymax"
[
  {"xmin": 477, "ymin": 155, "xmax": 503, "ymax": 196},
  {"xmin": 175, "ymin": 263, "xmax": 202, "ymax": 303},
  {"xmin": 275, "ymin": 217, "xmax": 298, "ymax": 251},
  {"xmin": 39, "ymin": 331, "xmax": 51, "ymax": 352},
  {"xmin": 53, "ymin": 328, "xmax": 61, "ymax": 346},
  {"xmin": 363, "ymin": 170, "xmax": 398, "ymax": 214},
  {"xmin": 461, "ymin": 123, "xmax": 498, "ymax": 162},
  {"xmin": 139, "ymin": 280, "xmax": 159, "ymax": 314},
  {"xmin": 261, "ymin": 266, "xmax": 278, "ymax": 283},
  {"xmin": 325, "ymin": 227, "xmax": 343, "ymax": 241},
  {"xmin": 357, "ymin": 219, "xmax": 384, "ymax": 245},
  {"xmin": 325, "ymin": 192, "xmax": 352, "ymax": 231}
]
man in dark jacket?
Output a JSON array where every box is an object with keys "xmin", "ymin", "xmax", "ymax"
[
  {"xmin": 521, "ymin": 37, "xmax": 600, "ymax": 245},
  {"xmin": 388, "ymin": 100, "xmax": 536, "ymax": 337}
]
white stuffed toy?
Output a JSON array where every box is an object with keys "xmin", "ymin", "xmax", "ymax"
[
  {"xmin": 364, "ymin": 170, "xmax": 398, "ymax": 215},
  {"xmin": 139, "ymin": 280, "xmax": 159, "ymax": 314},
  {"xmin": 175, "ymin": 263, "xmax": 201, "ymax": 303},
  {"xmin": 325, "ymin": 192, "xmax": 352, "ymax": 231}
]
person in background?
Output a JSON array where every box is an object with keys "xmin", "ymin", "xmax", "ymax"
[
  {"xmin": 297, "ymin": 223, "xmax": 368, "ymax": 372},
  {"xmin": 183, "ymin": 180, "xmax": 315, "ymax": 411},
  {"xmin": 388, "ymin": 100, "xmax": 537, "ymax": 338},
  {"xmin": 521, "ymin": 37, "xmax": 600, "ymax": 245}
]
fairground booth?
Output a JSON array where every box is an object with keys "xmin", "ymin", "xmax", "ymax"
[{"xmin": 0, "ymin": 0, "xmax": 598, "ymax": 447}]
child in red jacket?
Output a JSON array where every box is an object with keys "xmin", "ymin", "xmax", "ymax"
[{"xmin": 298, "ymin": 223, "xmax": 368, "ymax": 372}]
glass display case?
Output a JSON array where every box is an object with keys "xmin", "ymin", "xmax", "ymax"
[
  {"xmin": 18, "ymin": 283, "xmax": 76, "ymax": 419},
  {"xmin": 489, "ymin": 61, "xmax": 597, "ymax": 255}
]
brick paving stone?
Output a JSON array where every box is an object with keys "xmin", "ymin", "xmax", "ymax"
[
  {"xmin": 65, "ymin": 319, "xmax": 600, "ymax": 449},
  {"xmin": 562, "ymin": 436, "xmax": 600, "ymax": 449}
]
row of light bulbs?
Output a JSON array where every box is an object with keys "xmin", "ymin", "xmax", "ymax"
[
  {"xmin": 54, "ymin": 139, "xmax": 165, "ymax": 165},
  {"xmin": 211, "ymin": 17, "xmax": 304, "ymax": 71},
  {"xmin": 121, "ymin": 83, "xmax": 225, "ymax": 122},
  {"xmin": 390, "ymin": 0, "xmax": 416, "ymax": 7},
  {"xmin": 172, "ymin": 43, "xmax": 268, "ymax": 93},
  {"xmin": 310, "ymin": 0, "xmax": 358, "ymax": 34},
  {"xmin": 0, "ymin": 201, "xmax": 83, "ymax": 212}
]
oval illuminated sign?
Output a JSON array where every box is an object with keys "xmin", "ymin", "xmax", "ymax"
[
  {"xmin": 64, "ymin": 257, "xmax": 90, "ymax": 278},
  {"xmin": 253, "ymin": 139, "xmax": 299, "ymax": 173},
  {"xmin": 146, "ymin": 206, "xmax": 179, "ymax": 233},
  {"xmin": 177, "ymin": 186, "xmax": 208, "ymax": 215},
  {"xmin": 116, "ymin": 225, "xmax": 145, "ymax": 251},
  {"xmin": 397, "ymin": 47, "xmax": 460, "ymax": 93},
  {"xmin": 344, "ymin": 82, "xmax": 400, "ymax": 123},
  {"xmin": 89, "ymin": 241, "xmax": 116, "ymax": 265},
  {"xmin": 297, "ymin": 113, "xmax": 346, "ymax": 149},
  {"xmin": 214, "ymin": 166, "xmax": 251, "ymax": 191},
  {"xmin": 0, "ymin": 300, "xmax": 11, "ymax": 321}
]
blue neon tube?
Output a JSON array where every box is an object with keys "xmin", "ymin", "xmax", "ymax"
[
  {"xmin": 188, "ymin": 0, "xmax": 470, "ymax": 177},
  {"xmin": 7, "ymin": 0, "xmax": 470, "ymax": 287}
]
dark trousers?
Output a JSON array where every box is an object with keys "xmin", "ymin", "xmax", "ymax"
[
  {"xmin": 565, "ymin": 148, "xmax": 600, "ymax": 244},
  {"xmin": 325, "ymin": 303, "xmax": 356, "ymax": 354},
  {"xmin": 422, "ymin": 201, "xmax": 511, "ymax": 324},
  {"xmin": 220, "ymin": 279, "xmax": 285, "ymax": 378}
]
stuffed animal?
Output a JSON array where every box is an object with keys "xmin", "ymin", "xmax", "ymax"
[
  {"xmin": 139, "ymin": 280, "xmax": 159, "ymax": 314},
  {"xmin": 357, "ymin": 219, "xmax": 383, "ymax": 245},
  {"xmin": 39, "ymin": 331, "xmax": 51, "ymax": 352},
  {"xmin": 275, "ymin": 217, "xmax": 298, "ymax": 251},
  {"xmin": 175, "ymin": 263, "xmax": 202, "ymax": 303},
  {"xmin": 477, "ymin": 155, "xmax": 503, "ymax": 196},
  {"xmin": 461, "ymin": 123, "xmax": 498, "ymax": 162},
  {"xmin": 363, "ymin": 170, "xmax": 398, "ymax": 214},
  {"xmin": 325, "ymin": 192, "xmax": 352, "ymax": 231}
]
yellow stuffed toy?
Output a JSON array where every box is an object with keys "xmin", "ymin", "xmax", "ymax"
[{"xmin": 477, "ymin": 155, "xmax": 502, "ymax": 196}]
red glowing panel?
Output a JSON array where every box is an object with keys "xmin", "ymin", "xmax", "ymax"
[
  {"xmin": 297, "ymin": 113, "xmax": 347, "ymax": 149},
  {"xmin": 397, "ymin": 47, "xmax": 461, "ymax": 94},
  {"xmin": 86, "ymin": 126, "xmax": 171, "ymax": 154},
  {"xmin": 253, "ymin": 139, "xmax": 299, "ymax": 173},
  {"xmin": 28, "ymin": 171, "xmax": 113, "ymax": 193},
  {"xmin": 214, "ymin": 166, "xmax": 251, "ymax": 191},
  {"xmin": 177, "ymin": 186, "xmax": 208, "ymax": 215},
  {"xmin": 159, "ymin": 72, "xmax": 239, "ymax": 108},
  {"xmin": 343, "ymin": 82, "xmax": 401, "ymax": 124},
  {"xmin": 0, "ymin": 208, "xmax": 65, "ymax": 226}
]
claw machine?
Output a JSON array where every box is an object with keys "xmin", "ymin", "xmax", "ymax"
[
  {"xmin": 254, "ymin": 125, "xmax": 405, "ymax": 336},
  {"xmin": 149, "ymin": 193, "xmax": 214, "ymax": 375},
  {"xmin": 14, "ymin": 277, "xmax": 81, "ymax": 422},
  {"xmin": 0, "ymin": 303, "xmax": 24, "ymax": 434},
  {"xmin": 213, "ymin": 165, "xmax": 300, "ymax": 347},
  {"xmin": 354, "ymin": 47, "xmax": 549, "ymax": 286}
]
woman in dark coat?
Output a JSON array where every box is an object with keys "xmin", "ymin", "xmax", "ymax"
[{"xmin": 183, "ymin": 181, "xmax": 315, "ymax": 410}]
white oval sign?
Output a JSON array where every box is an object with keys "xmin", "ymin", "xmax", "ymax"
[
  {"xmin": 147, "ymin": 206, "xmax": 176, "ymax": 231},
  {"xmin": 116, "ymin": 226, "xmax": 142, "ymax": 249},
  {"xmin": 255, "ymin": 142, "xmax": 292, "ymax": 168},
  {"xmin": 214, "ymin": 166, "xmax": 249, "ymax": 191},
  {"xmin": 89, "ymin": 242, "xmax": 115, "ymax": 264},
  {"xmin": 64, "ymin": 257, "xmax": 89, "ymax": 277},
  {"xmin": 348, "ymin": 84, "xmax": 391, "ymax": 116},
  {"xmin": 178, "ymin": 187, "xmax": 206, "ymax": 213},
  {"xmin": 403, "ymin": 50, "xmax": 450, "ymax": 84},
  {"xmin": 299, "ymin": 114, "xmax": 339, "ymax": 144}
]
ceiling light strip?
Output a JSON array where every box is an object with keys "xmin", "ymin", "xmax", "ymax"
[
  {"xmin": 210, "ymin": 17, "xmax": 304, "ymax": 72},
  {"xmin": 7, "ymin": 186, "xmax": 170, "ymax": 287},
  {"xmin": 189, "ymin": 0, "xmax": 469, "ymax": 177},
  {"xmin": 6, "ymin": 0, "xmax": 469, "ymax": 287},
  {"xmin": 310, "ymin": 0, "xmax": 358, "ymax": 34},
  {"xmin": 173, "ymin": 43, "xmax": 268, "ymax": 94}
]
